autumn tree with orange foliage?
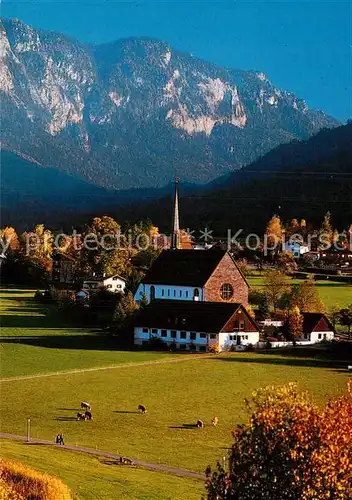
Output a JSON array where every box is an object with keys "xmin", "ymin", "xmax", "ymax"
[{"xmin": 205, "ymin": 381, "xmax": 352, "ymax": 500}]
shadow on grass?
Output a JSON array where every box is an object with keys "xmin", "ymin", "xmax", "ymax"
[
  {"xmin": 169, "ymin": 424, "xmax": 198, "ymax": 429},
  {"xmin": 57, "ymin": 408, "xmax": 80, "ymax": 411},
  {"xmin": 0, "ymin": 314, "xmax": 63, "ymax": 328},
  {"xmin": 0, "ymin": 335, "xmax": 122, "ymax": 350},
  {"xmin": 55, "ymin": 417, "xmax": 78, "ymax": 421},
  {"xmin": 100, "ymin": 459, "xmax": 119, "ymax": 466},
  {"xmin": 114, "ymin": 410, "xmax": 140, "ymax": 414},
  {"xmin": 212, "ymin": 344, "xmax": 352, "ymax": 370}
]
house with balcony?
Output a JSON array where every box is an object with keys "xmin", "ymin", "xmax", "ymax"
[{"xmin": 134, "ymin": 300, "xmax": 259, "ymax": 351}]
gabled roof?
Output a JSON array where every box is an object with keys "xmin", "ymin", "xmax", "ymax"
[
  {"xmin": 141, "ymin": 249, "xmax": 245, "ymax": 287},
  {"xmin": 104, "ymin": 274, "xmax": 126, "ymax": 282},
  {"xmin": 283, "ymin": 312, "xmax": 334, "ymax": 334},
  {"xmin": 135, "ymin": 300, "xmax": 245, "ymax": 333},
  {"xmin": 301, "ymin": 312, "xmax": 334, "ymax": 333}
]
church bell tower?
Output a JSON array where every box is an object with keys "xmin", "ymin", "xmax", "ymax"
[{"xmin": 171, "ymin": 177, "xmax": 181, "ymax": 250}]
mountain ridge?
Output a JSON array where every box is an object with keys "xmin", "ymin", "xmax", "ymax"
[{"xmin": 1, "ymin": 18, "xmax": 339, "ymax": 191}]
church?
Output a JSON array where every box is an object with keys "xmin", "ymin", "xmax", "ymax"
[{"xmin": 134, "ymin": 179, "xmax": 257, "ymax": 351}]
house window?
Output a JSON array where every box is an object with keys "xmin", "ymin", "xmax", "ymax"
[
  {"xmin": 174, "ymin": 290, "xmax": 176, "ymax": 297},
  {"xmin": 323, "ymin": 333, "xmax": 327, "ymax": 340},
  {"xmin": 179, "ymin": 290, "xmax": 182, "ymax": 297},
  {"xmin": 185, "ymin": 291, "xmax": 188, "ymax": 298},
  {"xmin": 170, "ymin": 330, "xmax": 177, "ymax": 338},
  {"xmin": 180, "ymin": 331, "xmax": 187, "ymax": 339},
  {"xmin": 161, "ymin": 329, "xmax": 167, "ymax": 337},
  {"xmin": 151, "ymin": 328, "xmax": 158, "ymax": 334},
  {"xmin": 199, "ymin": 333, "xmax": 207, "ymax": 339},
  {"xmin": 150, "ymin": 286, "xmax": 155, "ymax": 301},
  {"xmin": 106, "ymin": 284, "xmax": 112, "ymax": 289},
  {"xmin": 230, "ymin": 335, "xmax": 236, "ymax": 341},
  {"xmin": 182, "ymin": 318, "xmax": 186, "ymax": 325},
  {"xmin": 190, "ymin": 332, "xmax": 196, "ymax": 340},
  {"xmin": 245, "ymin": 335, "xmax": 248, "ymax": 340},
  {"xmin": 142, "ymin": 328, "xmax": 148, "ymax": 333},
  {"xmin": 168, "ymin": 289, "xmax": 170, "ymax": 297},
  {"xmin": 193, "ymin": 288, "xmax": 200, "ymax": 301},
  {"xmin": 113, "ymin": 277, "xmax": 118, "ymax": 281},
  {"xmin": 239, "ymin": 321, "xmax": 245, "ymax": 330},
  {"xmin": 162, "ymin": 289, "xmax": 165, "ymax": 297},
  {"xmin": 220, "ymin": 283, "xmax": 234, "ymax": 300},
  {"xmin": 209, "ymin": 334, "xmax": 216, "ymax": 340},
  {"xmin": 318, "ymin": 334, "xmax": 322, "ymax": 339},
  {"xmin": 116, "ymin": 284, "xmax": 122, "ymax": 289}
]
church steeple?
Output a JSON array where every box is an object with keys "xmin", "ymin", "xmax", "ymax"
[{"xmin": 171, "ymin": 177, "xmax": 180, "ymax": 250}]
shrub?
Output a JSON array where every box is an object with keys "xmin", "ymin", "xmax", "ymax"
[
  {"xmin": 208, "ymin": 343, "xmax": 220, "ymax": 354},
  {"xmin": 0, "ymin": 459, "xmax": 73, "ymax": 500}
]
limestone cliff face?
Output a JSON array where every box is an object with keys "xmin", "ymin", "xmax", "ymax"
[{"xmin": 1, "ymin": 18, "xmax": 339, "ymax": 189}]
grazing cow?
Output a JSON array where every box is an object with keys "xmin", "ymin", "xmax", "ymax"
[
  {"xmin": 138, "ymin": 404, "xmax": 147, "ymax": 414},
  {"xmin": 81, "ymin": 401, "xmax": 91, "ymax": 410},
  {"xmin": 85, "ymin": 410, "xmax": 93, "ymax": 420},
  {"xmin": 77, "ymin": 412, "xmax": 86, "ymax": 421},
  {"xmin": 211, "ymin": 417, "xmax": 219, "ymax": 427},
  {"xmin": 196, "ymin": 419, "xmax": 204, "ymax": 428}
]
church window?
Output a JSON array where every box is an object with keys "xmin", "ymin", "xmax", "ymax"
[{"xmin": 220, "ymin": 283, "xmax": 234, "ymax": 300}]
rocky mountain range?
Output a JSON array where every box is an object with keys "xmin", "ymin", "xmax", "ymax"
[{"xmin": 0, "ymin": 18, "xmax": 340, "ymax": 190}]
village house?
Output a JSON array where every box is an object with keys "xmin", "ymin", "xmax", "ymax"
[
  {"xmin": 83, "ymin": 274, "xmax": 126, "ymax": 294},
  {"xmin": 282, "ymin": 312, "xmax": 335, "ymax": 343},
  {"xmin": 134, "ymin": 300, "xmax": 259, "ymax": 351}
]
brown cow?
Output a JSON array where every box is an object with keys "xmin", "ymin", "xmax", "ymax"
[
  {"xmin": 85, "ymin": 410, "xmax": 93, "ymax": 420},
  {"xmin": 211, "ymin": 417, "xmax": 219, "ymax": 426},
  {"xmin": 196, "ymin": 419, "xmax": 204, "ymax": 428},
  {"xmin": 77, "ymin": 412, "xmax": 86, "ymax": 420}
]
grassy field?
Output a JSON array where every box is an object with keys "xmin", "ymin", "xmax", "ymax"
[
  {"xmin": 247, "ymin": 276, "xmax": 352, "ymax": 308},
  {"xmin": 0, "ymin": 440, "xmax": 204, "ymax": 500},
  {"xmin": 1, "ymin": 287, "xmax": 351, "ymax": 499},
  {"xmin": 0, "ymin": 289, "xmax": 179, "ymax": 378}
]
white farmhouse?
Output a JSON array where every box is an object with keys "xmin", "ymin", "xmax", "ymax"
[
  {"xmin": 283, "ymin": 312, "xmax": 335, "ymax": 343},
  {"xmin": 134, "ymin": 300, "xmax": 259, "ymax": 352},
  {"xmin": 83, "ymin": 274, "xmax": 126, "ymax": 294}
]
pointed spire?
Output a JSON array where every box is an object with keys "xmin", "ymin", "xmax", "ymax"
[{"xmin": 171, "ymin": 177, "xmax": 180, "ymax": 249}]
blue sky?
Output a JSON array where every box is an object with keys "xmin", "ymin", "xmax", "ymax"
[{"xmin": 2, "ymin": 0, "xmax": 351, "ymax": 121}]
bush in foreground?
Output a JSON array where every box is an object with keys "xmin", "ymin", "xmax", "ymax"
[
  {"xmin": 0, "ymin": 459, "xmax": 73, "ymax": 500},
  {"xmin": 205, "ymin": 380, "xmax": 352, "ymax": 499}
]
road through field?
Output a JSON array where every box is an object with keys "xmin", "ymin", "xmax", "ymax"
[
  {"xmin": 0, "ymin": 353, "xmax": 213, "ymax": 383},
  {"xmin": 0, "ymin": 433, "xmax": 205, "ymax": 480}
]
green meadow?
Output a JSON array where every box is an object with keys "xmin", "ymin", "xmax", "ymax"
[
  {"xmin": 0, "ymin": 287, "xmax": 351, "ymax": 499},
  {"xmin": 247, "ymin": 276, "xmax": 352, "ymax": 308}
]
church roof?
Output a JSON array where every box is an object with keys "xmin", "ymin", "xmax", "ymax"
[
  {"xmin": 135, "ymin": 299, "xmax": 245, "ymax": 333},
  {"xmin": 142, "ymin": 248, "xmax": 229, "ymax": 287}
]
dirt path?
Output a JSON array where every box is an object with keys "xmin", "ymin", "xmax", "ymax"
[
  {"xmin": 0, "ymin": 354, "xmax": 213, "ymax": 383},
  {"xmin": 0, "ymin": 432, "xmax": 204, "ymax": 480}
]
